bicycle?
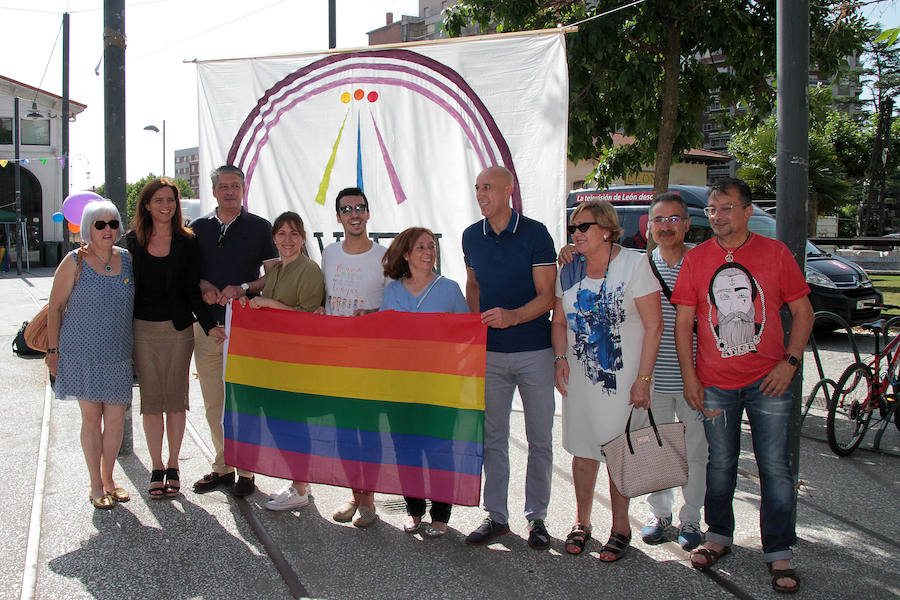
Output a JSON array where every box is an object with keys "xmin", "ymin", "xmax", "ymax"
[{"xmin": 826, "ymin": 306, "xmax": 900, "ymax": 456}]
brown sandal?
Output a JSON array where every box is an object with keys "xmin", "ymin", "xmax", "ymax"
[
  {"xmin": 690, "ymin": 545, "xmax": 731, "ymax": 570},
  {"xmin": 768, "ymin": 564, "xmax": 800, "ymax": 594}
]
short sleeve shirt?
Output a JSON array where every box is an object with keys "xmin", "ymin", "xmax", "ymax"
[
  {"xmin": 462, "ymin": 211, "xmax": 556, "ymax": 353},
  {"xmin": 191, "ymin": 209, "xmax": 278, "ymax": 323},
  {"xmin": 671, "ymin": 234, "xmax": 810, "ymax": 389},
  {"xmin": 321, "ymin": 242, "xmax": 388, "ymax": 316},
  {"xmin": 380, "ymin": 276, "xmax": 469, "ymax": 314}
]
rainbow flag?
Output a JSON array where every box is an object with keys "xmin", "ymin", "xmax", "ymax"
[{"xmin": 223, "ymin": 303, "xmax": 487, "ymax": 506}]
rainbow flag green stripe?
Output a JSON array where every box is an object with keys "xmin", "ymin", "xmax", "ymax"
[{"xmin": 225, "ymin": 382, "xmax": 484, "ymax": 444}]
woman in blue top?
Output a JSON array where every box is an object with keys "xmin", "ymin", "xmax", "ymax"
[{"xmin": 380, "ymin": 227, "xmax": 467, "ymax": 537}]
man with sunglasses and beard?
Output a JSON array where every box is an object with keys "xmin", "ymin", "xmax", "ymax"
[
  {"xmin": 671, "ymin": 178, "xmax": 812, "ymax": 594},
  {"xmin": 319, "ymin": 187, "xmax": 389, "ymax": 528},
  {"xmin": 461, "ymin": 166, "xmax": 557, "ymax": 550},
  {"xmin": 190, "ymin": 165, "xmax": 278, "ymax": 498}
]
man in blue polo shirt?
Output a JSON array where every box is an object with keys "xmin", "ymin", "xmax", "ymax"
[
  {"xmin": 462, "ymin": 165, "xmax": 557, "ymax": 549},
  {"xmin": 190, "ymin": 165, "xmax": 278, "ymax": 498}
]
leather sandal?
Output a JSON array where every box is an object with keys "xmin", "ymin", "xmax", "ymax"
[
  {"xmin": 163, "ymin": 468, "xmax": 181, "ymax": 498},
  {"xmin": 104, "ymin": 487, "xmax": 130, "ymax": 502},
  {"xmin": 149, "ymin": 469, "xmax": 166, "ymax": 499},
  {"xmin": 565, "ymin": 524, "xmax": 592, "ymax": 555},
  {"xmin": 768, "ymin": 563, "xmax": 800, "ymax": 594},
  {"xmin": 90, "ymin": 494, "xmax": 116, "ymax": 509},
  {"xmin": 598, "ymin": 531, "xmax": 631, "ymax": 562},
  {"xmin": 690, "ymin": 545, "xmax": 731, "ymax": 570}
]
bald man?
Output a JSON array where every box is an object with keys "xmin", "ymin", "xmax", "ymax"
[{"xmin": 461, "ymin": 166, "xmax": 557, "ymax": 549}]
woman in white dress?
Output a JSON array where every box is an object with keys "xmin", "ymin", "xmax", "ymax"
[{"xmin": 551, "ymin": 200, "xmax": 662, "ymax": 561}]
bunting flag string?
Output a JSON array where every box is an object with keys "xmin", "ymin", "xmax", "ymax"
[{"xmin": 0, "ymin": 157, "xmax": 66, "ymax": 167}]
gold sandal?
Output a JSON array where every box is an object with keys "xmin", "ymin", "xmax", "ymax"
[
  {"xmin": 105, "ymin": 487, "xmax": 130, "ymax": 502},
  {"xmin": 90, "ymin": 494, "xmax": 116, "ymax": 509}
]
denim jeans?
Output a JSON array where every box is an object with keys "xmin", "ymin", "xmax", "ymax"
[{"xmin": 703, "ymin": 377, "xmax": 795, "ymax": 562}]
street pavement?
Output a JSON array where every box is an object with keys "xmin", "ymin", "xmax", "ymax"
[{"xmin": 1, "ymin": 267, "xmax": 897, "ymax": 600}]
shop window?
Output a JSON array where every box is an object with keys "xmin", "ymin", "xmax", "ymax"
[{"xmin": 0, "ymin": 118, "xmax": 11, "ymax": 144}]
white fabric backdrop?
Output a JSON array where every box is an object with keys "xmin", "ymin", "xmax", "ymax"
[{"xmin": 196, "ymin": 31, "xmax": 568, "ymax": 286}]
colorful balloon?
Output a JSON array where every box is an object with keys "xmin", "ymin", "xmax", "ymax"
[
  {"xmin": 62, "ymin": 191, "xmax": 102, "ymax": 223},
  {"xmin": 51, "ymin": 212, "xmax": 64, "ymax": 223},
  {"xmin": 67, "ymin": 222, "xmax": 81, "ymax": 233}
]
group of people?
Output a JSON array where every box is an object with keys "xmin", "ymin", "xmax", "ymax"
[{"xmin": 45, "ymin": 164, "xmax": 810, "ymax": 595}]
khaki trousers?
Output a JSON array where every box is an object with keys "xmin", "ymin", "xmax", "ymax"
[{"xmin": 193, "ymin": 323, "xmax": 251, "ymax": 477}]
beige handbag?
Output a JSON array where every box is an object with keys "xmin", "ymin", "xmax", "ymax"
[
  {"xmin": 601, "ymin": 408, "xmax": 688, "ymax": 498},
  {"xmin": 23, "ymin": 248, "xmax": 85, "ymax": 353}
]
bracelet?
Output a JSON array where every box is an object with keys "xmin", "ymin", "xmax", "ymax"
[
  {"xmin": 46, "ymin": 347, "xmax": 58, "ymax": 354},
  {"xmin": 554, "ymin": 355, "xmax": 567, "ymax": 363},
  {"xmin": 637, "ymin": 374, "xmax": 653, "ymax": 383}
]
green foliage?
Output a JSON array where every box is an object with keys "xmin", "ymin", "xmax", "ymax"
[
  {"xmin": 96, "ymin": 174, "xmax": 193, "ymax": 223},
  {"xmin": 444, "ymin": 1, "xmax": 868, "ymax": 188}
]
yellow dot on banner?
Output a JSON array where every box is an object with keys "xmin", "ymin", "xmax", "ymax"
[{"xmin": 341, "ymin": 92, "xmax": 351, "ymax": 103}]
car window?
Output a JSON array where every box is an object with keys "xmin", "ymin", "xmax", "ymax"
[{"xmin": 748, "ymin": 215, "xmax": 776, "ymax": 238}]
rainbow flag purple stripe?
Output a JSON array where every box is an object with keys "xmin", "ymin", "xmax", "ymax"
[{"xmin": 223, "ymin": 304, "xmax": 487, "ymax": 506}]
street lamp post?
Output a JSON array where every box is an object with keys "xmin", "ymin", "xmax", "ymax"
[{"xmin": 143, "ymin": 120, "xmax": 166, "ymax": 177}]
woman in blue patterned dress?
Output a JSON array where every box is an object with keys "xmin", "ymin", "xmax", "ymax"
[
  {"xmin": 46, "ymin": 200, "xmax": 135, "ymax": 510},
  {"xmin": 551, "ymin": 200, "xmax": 662, "ymax": 560}
]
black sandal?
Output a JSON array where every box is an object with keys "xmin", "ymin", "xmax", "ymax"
[
  {"xmin": 565, "ymin": 524, "xmax": 592, "ymax": 555},
  {"xmin": 598, "ymin": 531, "xmax": 631, "ymax": 562},
  {"xmin": 149, "ymin": 469, "xmax": 166, "ymax": 499},
  {"xmin": 768, "ymin": 563, "xmax": 800, "ymax": 594},
  {"xmin": 163, "ymin": 468, "xmax": 181, "ymax": 498}
]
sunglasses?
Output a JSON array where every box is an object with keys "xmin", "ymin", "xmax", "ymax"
[
  {"xmin": 94, "ymin": 220, "xmax": 120, "ymax": 230},
  {"xmin": 567, "ymin": 222, "xmax": 600, "ymax": 235},
  {"xmin": 217, "ymin": 222, "xmax": 227, "ymax": 247},
  {"xmin": 338, "ymin": 203, "xmax": 368, "ymax": 216}
]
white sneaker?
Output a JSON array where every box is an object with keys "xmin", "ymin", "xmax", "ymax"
[{"xmin": 264, "ymin": 485, "xmax": 309, "ymax": 511}]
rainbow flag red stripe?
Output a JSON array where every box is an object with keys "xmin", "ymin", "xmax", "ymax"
[{"xmin": 223, "ymin": 304, "xmax": 487, "ymax": 506}]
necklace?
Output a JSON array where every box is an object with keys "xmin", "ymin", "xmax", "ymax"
[
  {"xmin": 576, "ymin": 243, "xmax": 614, "ymax": 316},
  {"xmin": 90, "ymin": 247, "xmax": 113, "ymax": 272},
  {"xmin": 716, "ymin": 232, "xmax": 751, "ymax": 263}
]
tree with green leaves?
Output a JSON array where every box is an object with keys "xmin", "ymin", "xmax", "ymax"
[
  {"xmin": 96, "ymin": 174, "xmax": 193, "ymax": 222},
  {"xmin": 444, "ymin": 1, "xmax": 867, "ymax": 194}
]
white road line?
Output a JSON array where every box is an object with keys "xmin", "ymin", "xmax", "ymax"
[
  {"xmin": 185, "ymin": 417, "xmax": 214, "ymax": 461},
  {"xmin": 20, "ymin": 384, "xmax": 53, "ymax": 600}
]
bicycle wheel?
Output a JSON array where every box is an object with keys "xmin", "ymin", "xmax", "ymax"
[
  {"xmin": 827, "ymin": 362, "xmax": 874, "ymax": 456},
  {"xmin": 801, "ymin": 378, "xmax": 836, "ymax": 426}
]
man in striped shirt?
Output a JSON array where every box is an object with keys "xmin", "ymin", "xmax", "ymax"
[{"xmin": 640, "ymin": 192, "xmax": 707, "ymax": 551}]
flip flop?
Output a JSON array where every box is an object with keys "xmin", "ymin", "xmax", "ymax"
[
  {"xmin": 565, "ymin": 524, "xmax": 592, "ymax": 555},
  {"xmin": 768, "ymin": 564, "xmax": 800, "ymax": 594},
  {"xmin": 104, "ymin": 487, "xmax": 130, "ymax": 502},
  {"xmin": 690, "ymin": 545, "xmax": 732, "ymax": 570}
]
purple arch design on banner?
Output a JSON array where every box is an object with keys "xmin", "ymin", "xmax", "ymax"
[{"xmin": 226, "ymin": 49, "xmax": 522, "ymax": 212}]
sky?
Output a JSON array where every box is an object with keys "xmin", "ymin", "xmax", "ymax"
[
  {"xmin": 0, "ymin": 0, "xmax": 421, "ymax": 192},
  {"xmin": 1, "ymin": 0, "xmax": 898, "ymax": 194}
]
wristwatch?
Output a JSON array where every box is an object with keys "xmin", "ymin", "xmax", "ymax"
[
  {"xmin": 783, "ymin": 353, "xmax": 800, "ymax": 368},
  {"xmin": 240, "ymin": 283, "xmax": 250, "ymax": 292}
]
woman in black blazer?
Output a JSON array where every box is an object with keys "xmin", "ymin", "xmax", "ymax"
[{"xmin": 125, "ymin": 178, "xmax": 225, "ymax": 499}]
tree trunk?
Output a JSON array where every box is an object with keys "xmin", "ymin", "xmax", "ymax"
[{"xmin": 653, "ymin": 24, "xmax": 681, "ymax": 196}]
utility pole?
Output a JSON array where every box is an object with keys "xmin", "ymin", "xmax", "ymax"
[
  {"xmin": 329, "ymin": 0, "xmax": 336, "ymax": 49},
  {"xmin": 104, "ymin": 0, "xmax": 131, "ymax": 455},
  {"xmin": 13, "ymin": 98, "xmax": 22, "ymax": 276},
  {"xmin": 776, "ymin": 0, "xmax": 808, "ymax": 523},
  {"xmin": 62, "ymin": 12, "xmax": 70, "ymax": 247},
  {"xmin": 103, "ymin": 0, "xmax": 126, "ymax": 221}
]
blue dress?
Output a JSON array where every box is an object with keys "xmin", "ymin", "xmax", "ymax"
[{"xmin": 55, "ymin": 249, "xmax": 135, "ymax": 404}]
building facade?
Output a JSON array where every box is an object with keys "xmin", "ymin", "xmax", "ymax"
[
  {"xmin": 174, "ymin": 146, "xmax": 200, "ymax": 198},
  {"xmin": 0, "ymin": 75, "xmax": 86, "ymax": 263}
]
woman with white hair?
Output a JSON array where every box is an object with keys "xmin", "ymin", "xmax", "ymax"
[{"xmin": 46, "ymin": 199, "xmax": 135, "ymax": 509}]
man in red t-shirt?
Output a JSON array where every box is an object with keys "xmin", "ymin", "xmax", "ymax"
[{"xmin": 671, "ymin": 178, "xmax": 813, "ymax": 594}]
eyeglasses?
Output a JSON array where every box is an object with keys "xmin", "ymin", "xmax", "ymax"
[
  {"xmin": 567, "ymin": 222, "xmax": 600, "ymax": 235},
  {"xmin": 93, "ymin": 220, "xmax": 120, "ymax": 230},
  {"xmin": 338, "ymin": 203, "xmax": 368, "ymax": 216},
  {"xmin": 650, "ymin": 215, "xmax": 684, "ymax": 225},
  {"xmin": 703, "ymin": 204, "xmax": 736, "ymax": 217}
]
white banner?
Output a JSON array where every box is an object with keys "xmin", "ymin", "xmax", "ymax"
[{"xmin": 197, "ymin": 31, "xmax": 568, "ymax": 284}]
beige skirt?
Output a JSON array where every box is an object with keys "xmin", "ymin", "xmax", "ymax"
[{"xmin": 133, "ymin": 319, "xmax": 194, "ymax": 414}]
